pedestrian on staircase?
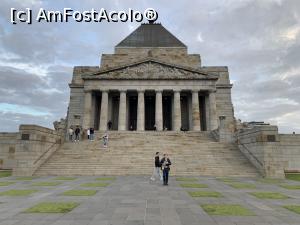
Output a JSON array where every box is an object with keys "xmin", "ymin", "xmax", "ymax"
[
  {"xmin": 107, "ymin": 121, "xmax": 112, "ymax": 130},
  {"xmin": 74, "ymin": 126, "xmax": 80, "ymax": 142},
  {"xmin": 102, "ymin": 132, "xmax": 109, "ymax": 148},
  {"xmin": 160, "ymin": 154, "xmax": 172, "ymax": 185},
  {"xmin": 87, "ymin": 128, "xmax": 90, "ymax": 140},
  {"xmin": 90, "ymin": 128, "xmax": 94, "ymax": 141},
  {"xmin": 150, "ymin": 152, "xmax": 162, "ymax": 181},
  {"xmin": 68, "ymin": 127, "xmax": 74, "ymax": 142}
]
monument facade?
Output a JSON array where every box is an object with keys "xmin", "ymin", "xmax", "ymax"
[{"xmin": 67, "ymin": 22, "xmax": 234, "ymax": 133}]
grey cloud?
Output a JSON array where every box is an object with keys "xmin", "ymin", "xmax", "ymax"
[
  {"xmin": 0, "ymin": 111, "xmax": 56, "ymax": 132},
  {"xmin": 0, "ymin": 0, "xmax": 299, "ymax": 133},
  {"xmin": 0, "ymin": 65, "xmax": 71, "ymax": 118}
]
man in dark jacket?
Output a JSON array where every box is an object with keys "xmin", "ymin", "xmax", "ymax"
[
  {"xmin": 74, "ymin": 126, "xmax": 80, "ymax": 142},
  {"xmin": 160, "ymin": 154, "xmax": 172, "ymax": 185}
]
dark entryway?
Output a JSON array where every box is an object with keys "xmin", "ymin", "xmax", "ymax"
[
  {"xmin": 93, "ymin": 93, "xmax": 101, "ymax": 130},
  {"xmin": 111, "ymin": 96, "xmax": 119, "ymax": 130},
  {"xmin": 181, "ymin": 95, "xmax": 189, "ymax": 131},
  {"xmin": 128, "ymin": 96, "xmax": 137, "ymax": 130},
  {"xmin": 145, "ymin": 95, "xmax": 155, "ymax": 130},
  {"xmin": 163, "ymin": 95, "xmax": 172, "ymax": 130},
  {"xmin": 199, "ymin": 95, "xmax": 207, "ymax": 131}
]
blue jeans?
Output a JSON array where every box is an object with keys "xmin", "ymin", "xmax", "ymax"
[
  {"xmin": 163, "ymin": 169, "xmax": 169, "ymax": 184},
  {"xmin": 90, "ymin": 133, "xmax": 94, "ymax": 140}
]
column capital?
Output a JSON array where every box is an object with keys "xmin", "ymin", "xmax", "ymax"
[
  {"xmin": 119, "ymin": 90, "xmax": 127, "ymax": 93},
  {"xmin": 192, "ymin": 89, "xmax": 200, "ymax": 94},
  {"xmin": 156, "ymin": 90, "xmax": 163, "ymax": 94},
  {"xmin": 173, "ymin": 89, "xmax": 181, "ymax": 93},
  {"xmin": 100, "ymin": 89, "xmax": 109, "ymax": 93},
  {"xmin": 84, "ymin": 89, "xmax": 92, "ymax": 93},
  {"xmin": 208, "ymin": 89, "xmax": 217, "ymax": 93}
]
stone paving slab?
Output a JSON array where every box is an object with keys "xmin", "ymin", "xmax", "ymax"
[{"xmin": 0, "ymin": 175, "xmax": 299, "ymax": 225}]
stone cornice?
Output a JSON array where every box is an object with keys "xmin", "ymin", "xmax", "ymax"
[
  {"xmin": 81, "ymin": 58, "xmax": 219, "ymax": 80},
  {"xmin": 69, "ymin": 83, "xmax": 84, "ymax": 88},
  {"xmin": 216, "ymin": 84, "xmax": 233, "ymax": 89}
]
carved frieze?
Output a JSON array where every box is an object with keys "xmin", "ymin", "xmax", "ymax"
[{"xmin": 83, "ymin": 61, "xmax": 218, "ymax": 80}]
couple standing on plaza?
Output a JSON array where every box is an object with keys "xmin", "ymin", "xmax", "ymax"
[{"xmin": 150, "ymin": 152, "xmax": 172, "ymax": 185}]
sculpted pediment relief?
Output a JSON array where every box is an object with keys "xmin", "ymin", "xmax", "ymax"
[{"xmin": 82, "ymin": 60, "xmax": 218, "ymax": 80}]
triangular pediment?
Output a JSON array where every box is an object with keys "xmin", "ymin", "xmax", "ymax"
[{"xmin": 82, "ymin": 58, "xmax": 218, "ymax": 80}]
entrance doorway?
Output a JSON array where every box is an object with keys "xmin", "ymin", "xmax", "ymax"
[
  {"xmin": 181, "ymin": 95, "xmax": 189, "ymax": 131},
  {"xmin": 163, "ymin": 95, "xmax": 172, "ymax": 130},
  {"xmin": 111, "ymin": 96, "xmax": 119, "ymax": 130},
  {"xmin": 145, "ymin": 95, "xmax": 155, "ymax": 130},
  {"xmin": 199, "ymin": 95, "xmax": 207, "ymax": 131},
  {"xmin": 128, "ymin": 96, "xmax": 137, "ymax": 130}
]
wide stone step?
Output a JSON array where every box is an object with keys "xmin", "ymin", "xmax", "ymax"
[{"xmin": 35, "ymin": 132, "xmax": 258, "ymax": 176}]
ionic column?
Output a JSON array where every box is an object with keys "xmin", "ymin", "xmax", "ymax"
[
  {"xmin": 174, "ymin": 91, "xmax": 181, "ymax": 131},
  {"xmin": 155, "ymin": 91, "xmax": 163, "ymax": 131},
  {"xmin": 192, "ymin": 90, "xmax": 201, "ymax": 131},
  {"xmin": 118, "ymin": 90, "xmax": 127, "ymax": 131},
  {"xmin": 137, "ymin": 90, "xmax": 145, "ymax": 131},
  {"xmin": 99, "ymin": 90, "xmax": 108, "ymax": 131},
  {"xmin": 83, "ymin": 90, "xmax": 92, "ymax": 129},
  {"xmin": 209, "ymin": 90, "xmax": 218, "ymax": 130}
]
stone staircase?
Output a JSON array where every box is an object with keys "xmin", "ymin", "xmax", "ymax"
[{"xmin": 34, "ymin": 131, "xmax": 259, "ymax": 177}]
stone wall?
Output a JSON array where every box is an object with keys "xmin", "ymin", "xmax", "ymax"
[
  {"xmin": 0, "ymin": 132, "xmax": 18, "ymax": 169},
  {"xmin": 202, "ymin": 66, "xmax": 235, "ymax": 129},
  {"xmin": 13, "ymin": 125, "xmax": 62, "ymax": 176},
  {"xmin": 101, "ymin": 47, "xmax": 201, "ymax": 69},
  {"xmin": 237, "ymin": 125, "xmax": 296, "ymax": 178},
  {"xmin": 279, "ymin": 134, "xmax": 300, "ymax": 172},
  {"xmin": 67, "ymin": 87, "xmax": 85, "ymax": 130}
]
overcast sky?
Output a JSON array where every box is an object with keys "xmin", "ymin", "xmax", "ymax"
[{"xmin": 0, "ymin": 0, "xmax": 299, "ymax": 133}]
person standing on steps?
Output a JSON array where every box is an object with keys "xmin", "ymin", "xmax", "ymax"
[
  {"xmin": 74, "ymin": 126, "xmax": 80, "ymax": 142},
  {"xmin": 150, "ymin": 152, "xmax": 162, "ymax": 181},
  {"xmin": 102, "ymin": 132, "xmax": 109, "ymax": 148},
  {"xmin": 90, "ymin": 127, "xmax": 94, "ymax": 141},
  {"xmin": 160, "ymin": 154, "xmax": 172, "ymax": 185},
  {"xmin": 68, "ymin": 127, "xmax": 74, "ymax": 142},
  {"xmin": 87, "ymin": 128, "xmax": 90, "ymax": 140},
  {"xmin": 107, "ymin": 120, "xmax": 112, "ymax": 130}
]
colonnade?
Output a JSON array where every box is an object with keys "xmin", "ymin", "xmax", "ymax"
[{"xmin": 83, "ymin": 89, "xmax": 218, "ymax": 131}]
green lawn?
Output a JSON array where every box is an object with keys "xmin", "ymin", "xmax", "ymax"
[
  {"xmin": 0, "ymin": 190, "xmax": 38, "ymax": 196},
  {"xmin": 216, "ymin": 177, "xmax": 236, "ymax": 183},
  {"xmin": 0, "ymin": 181, "xmax": 15, "ymax": 186},
  {"xmin": 286, "ymin": 174, "xmax": 300, "ymax": 181},
  {"xmin": 188, "ymin": 191, "xmax": 222, "ymax": 198},
  {"xmin": 201, "ymin": 204, "xmax": 255, "ymax": 216},
  {"xmin": 250, "ymin": 192, "xmax": 290, "ymax": 199},
  {"xmin": 227, "ymin": 182, "xmax": 256, "ymax": 189},
  {"xmin": 257, "ymin": 178, "xmax": 284, "ymax": 184},
  {"xmin": 53, "ymin": 177, "xmax": 77, "ymax": 181},
  {"xmin": 80, "ymin": 182, "xmax": 110, "ymax": 187},
  {"xmin": 32, "ymin": 182, "xmax": 62, "ymax": 186},
  {"xmin": 180, "ymin": 183, "xmax": 208, "ymax": 188},
  {"xmin": 0, "ymin": 170, "xmax": 12, "ymax": 178},
  {"xmin": 280, "ymin": 184, "xmax": 300, "ymax": 190},
  {"xmin": 176, "ymin": 177, "xmax": 198, "ymax": 182},
  {"xmin": 95, "ymin": 177, "xmax": 116, "ymax": 181},
  {"xmin": 62, "ymin": 190, "xmax": 97, "ymax": 196},
  {"xmin": 283, "ymin": 205, "xmax": 300, "ymax": 214},
  {"xmin": 14, "ymin": 177, "xmax": 37, "ymax": 181},
  {"xmin": 25, "ymin": 202, "xmax": 79, "ymax": 213}
]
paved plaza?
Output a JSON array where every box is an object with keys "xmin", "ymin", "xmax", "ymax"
[{"xmin": 0, "ymin": 175, "xmax": 300, "ymax": 225}]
